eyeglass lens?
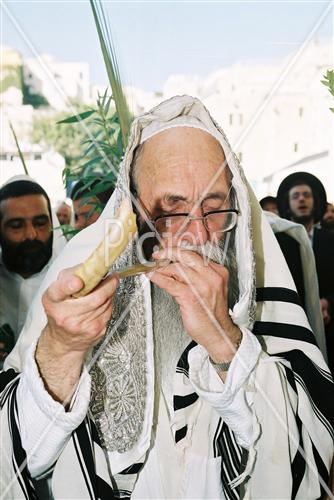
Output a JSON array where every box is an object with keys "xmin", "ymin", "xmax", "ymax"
[{"xmin": 155, "ymin": 211, "xmax": 237, "ymax": 235}]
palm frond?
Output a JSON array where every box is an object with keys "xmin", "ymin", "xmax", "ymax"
[
  {"xmin": 9, "ymin": 121, "xmax": 29, "ymax": 175},
  {"xmin": 90, "ymin": 0, "xmax": 132, "ymax": 147}
]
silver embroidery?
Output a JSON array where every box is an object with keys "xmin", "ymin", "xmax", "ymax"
[{"xmin": 90, "ymin": 274, "xmax": 148, "ymax": 452}]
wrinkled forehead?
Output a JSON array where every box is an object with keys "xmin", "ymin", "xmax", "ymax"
[{"xmin": 133, "ymin": 126, "xmax": 231, "ymax": 186}]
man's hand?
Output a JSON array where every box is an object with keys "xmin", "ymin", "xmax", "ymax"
[
  {"xmin": 320, "ymin": 298, "xmax": 331, "ymax": 325},
  {"xmin": 35, "ymin": 267, "xmax": 119, "ymax": 405},
  {"xmin": 149, "ymin": 247, "xmax": 241, "ymax": 367}
]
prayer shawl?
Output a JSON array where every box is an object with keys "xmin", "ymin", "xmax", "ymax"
[
  {"xmin": 265, "ymin": 211, "xmax": 327, "ymax": 360},
  {"xmin": 1, "ymin": 96, "xmax": 333, "ymax": 499}
]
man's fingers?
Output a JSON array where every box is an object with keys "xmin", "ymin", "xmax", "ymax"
[
  {"xmin": 153, "ymin": 247, "xmax": 200, "ymax": 267},
  {"xmin": 47, "ymin": 267, "xmax": 84, "ymax": 303},
  {"xmin": 46, "ymin": 269, "xmax": 118, "ymax": 309},
  {"xmin": 153, "ymin": 247, "xmax": 229, "ymax": 285},
  {"xmin": 149, "ymin": 270, "xmax": 185, "ymax": 297}
]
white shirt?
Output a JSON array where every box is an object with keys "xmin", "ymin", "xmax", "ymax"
[
  {"xmin": 17, "ymin": 327, "xmax": 261, "ymax": 498},
  {"xmin": 0, "ymin": 260, "xmax": 51, "ymax": 342}
]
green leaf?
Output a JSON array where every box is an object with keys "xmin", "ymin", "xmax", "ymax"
[
  {"xmin": 57, "ymin": 109, "xmax": 96, "ymax": 124},
  {"xmin": 79, "ymin": 156, "xmax": 103, "ymax": 170},
  {"xmin": 89, "ymin": 0, "xmax": 132, "ymax": 147},
  {"xmin": 115, "ymin": 130, "xmax": 124, "ymax": 156}
]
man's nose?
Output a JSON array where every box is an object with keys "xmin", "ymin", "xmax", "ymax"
[
  {"xmin": 182, "ymin": 218, "xmax": 209, "ymax": 245},
  {"xmin": 24, "ymin": 222, "xmax": 38, "ymax": 240}
]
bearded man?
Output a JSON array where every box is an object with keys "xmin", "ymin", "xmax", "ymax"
[
  {"xmin": 1, "ymin": 97, "xmax": 333, "ymax": 499},
  {"xmin": 0, "ymin": 176, "xmax": 65, "ymax": 363}
]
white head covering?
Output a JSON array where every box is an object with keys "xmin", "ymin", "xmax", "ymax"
[{"xmin": 5, "ymin": 97, "xmax": 330, "ymax": 480}]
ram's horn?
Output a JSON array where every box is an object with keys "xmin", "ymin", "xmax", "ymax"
[{"xmin": 74, "ymin": 199, "xmax": 137, "ymax": 297}]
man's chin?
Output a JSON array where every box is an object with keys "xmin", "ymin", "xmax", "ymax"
[{"xmin": 292, "ymin": 214, "xmax": 313, "ymax": 225}]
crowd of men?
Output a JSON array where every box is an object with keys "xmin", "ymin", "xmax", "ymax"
[{"xmin": 0, "ymin": 95, "xmax": 333, "ymax": 498}]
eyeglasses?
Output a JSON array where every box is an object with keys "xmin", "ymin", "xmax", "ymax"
[{"xmin": 149, "ymin": 209, "xmax": 239, "ymax": 236}]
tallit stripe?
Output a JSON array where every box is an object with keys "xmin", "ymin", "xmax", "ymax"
[
  {"xmin": 256, "ymin": 301, "xmax": 311, "ymax": 331},
  {"xmin": 253, "ymin": 321, "xmax": 317, "ymax": 345},
  {"xmin": 295, "ymin": 373, "xmax": 333, "ymax": 439},
  {"xmin": 284, "ymin": 364, "xmax": 298, "ymax": 395},
  {"xmin": 113, "ymin": 488, "xmax": 132, "ymax": 499},
  {"xmin": 73, "ymin": 425, "xmax": 96, "ymax": 500},
  {"xmin": 96, "ymin": 475, "xmax": 117, "ymax": 499},
  {"xmin": 221, "ymin": 459, "xmax": 240, "ymax": 500},
  {"xmin": 309, "ymin": 359, "xmax": 333, "ymax": 383},
  {"xmin": 119, "ymin": 463, "xmax": 144, "ymax": 475},
  {"xmin": 8, "ymin": 379, "xmax": 38, "ymax": 499},
  {"xmin": 175, "ymin": 425, "xmax": 188, "ymax": 443},
  {"xmin": 256, "ymin": 287, "xmax": 301, "ymax": 305},
  {"xmin": 213, "ymin": 417, "xmax": 224, "ymax": 458},
  {"xmin": 216, "ymin": 422, "xmax": 243, "ymax": 500},
  {"xmin": 0, "ymin": 368, "xmax": 19, "ymax": 392},
  {"xmin": 173, "ymin": 392, "xmax": 199, "ymax": 411},
  {"xmin": 290, "ymin": 414, "xmax": 305, "ymax": 500},
  {"xmin": 7, "ymin": 387, "xmax": 29, "ymax": 500},
  {"xmin": 176, "ymin": 340, "xmax": 197, "ymax": 376},
  {"xmin": 0, "ymin": 370, "xmax": 20, "ymax": 409},
  {"xmin": 277, "ymin": 351, "xmax": 334, "ymax": 438},
  {"xmin": 220, "ymin": 425, "xmax": 242, "ymax": 478},
  {"xmin": 311, "ymin": 441, "xmax": 329, "ymax": 499}
]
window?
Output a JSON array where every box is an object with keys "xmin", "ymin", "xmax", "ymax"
[
  {"xmin": 299, "ymin": 107, "xmax": 304, "ymax": 117},
  {"xmin": 293, "ymin": 143, "xmax": 298, "ymax": 152},
  {"xmin": 229, "ymin": 114, "xmax": 233, "ymax": 126},
  {"xmin": 34, "ymin": 153, "xmax": 42, "ymax": 160},
  {"xmin": 238, "ymin": 152, "xmax": 243, "ymax": 162},
  {"xmin": 239, "ymin": 114, "xmax": 243, "ymax": 126}
]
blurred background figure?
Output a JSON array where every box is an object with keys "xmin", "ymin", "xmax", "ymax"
[
  {"xmin": 70, "ymin": 178, "xmax": 114, "ymax": 231},
  {"xmin": 266, "ymin": 211, "xmax": 327, "ymax": 360},
  {"xmin": 55, "ymin": 199, "xmax": 72, "ymax": 226},
  {"xmin": 322, "ymin": 202, "xmax": 334, "ymax": 233},
  {"xmin": 259, "ymin": 195, "xmax": 278, "ymax": 215},
  {"xmin": 0, "ymin": 176, "xmax": 66, "ymax": 365},
  {"xmin": 277, "ymin": 172, "xmax": 334, "ymax": 372}
]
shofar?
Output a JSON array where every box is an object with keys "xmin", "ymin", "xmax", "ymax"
[{"xmin": 74, "ymin": 199, "xmax": 137, "ymax": 297}]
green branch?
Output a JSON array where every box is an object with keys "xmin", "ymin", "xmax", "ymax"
[
  {"xmin": 90, "ymin": 0, "xmax": 132, "ymax": 147},
  {"xmin": 9, "ymin": 122, "xmax": 29, "ymax": 175}
]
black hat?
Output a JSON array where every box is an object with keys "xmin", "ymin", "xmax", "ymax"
[{"xmin": 276, "ymin": 172, "xmax": 327, "ymax": 223}]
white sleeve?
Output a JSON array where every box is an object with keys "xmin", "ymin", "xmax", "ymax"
[
  {"xmin": 16, "ymin": 342, "xmax": 91, "ymax": 479},
  {"xmin": 188, "ymin": 327, "xmax": 261, "ymax": 449}
]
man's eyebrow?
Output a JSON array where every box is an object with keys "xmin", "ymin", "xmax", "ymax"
[
  {"xmin": 33, "ymin": 214, "xmax": 49, "ymax": 220},
  {"xmin": 4, "ymin": 217, "xmax": 24, "ymax": 226},
  {"xmin": 202, "ymin": 191, "xmax": 229, "ymax": 202},
  {"xmin": 163, "ymin": 194, "xmax": 188, "ymax": 205}
]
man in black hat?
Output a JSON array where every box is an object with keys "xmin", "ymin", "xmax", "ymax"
[{"xmin": 277, "ymin": 171, "xmax": 334, "ymax": 371}]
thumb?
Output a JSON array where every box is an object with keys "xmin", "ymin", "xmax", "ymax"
[{"xmin": 48, "ymin": 268, "xmax": 84, "ymax": 303}]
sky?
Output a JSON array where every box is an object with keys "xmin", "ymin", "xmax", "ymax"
[{"xmin": 2, "ymin": 1, "xmax": 333, "ymax": 92}]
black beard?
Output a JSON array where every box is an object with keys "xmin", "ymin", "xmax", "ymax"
[
  {"xmin": 291, "ymin": 214, "xmax": 313, "ymax": 225},
  {"xmin": 1, "ymin": 235, "xmax": 53, "ymax": 277}
]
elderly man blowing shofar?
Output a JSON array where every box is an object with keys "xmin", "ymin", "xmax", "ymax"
[{"xmin": 1, "ymin": 96, "xmax": 333, "ymax": 499}]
